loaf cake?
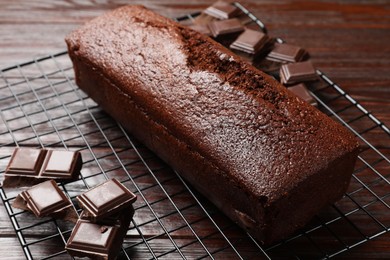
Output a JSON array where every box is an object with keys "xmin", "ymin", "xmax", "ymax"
[{"xmin": 65, "ymin": 5, "xmax": 359, "ymax": 244}]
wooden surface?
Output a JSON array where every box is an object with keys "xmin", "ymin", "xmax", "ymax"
[{"xmin": 1, "ymin": 0, "xmax": 390, "ymax": 259}]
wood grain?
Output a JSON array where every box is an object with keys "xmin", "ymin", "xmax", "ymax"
[{"xmin": 1, "ymin": 0, "xmax": 390, "ymax": 259}]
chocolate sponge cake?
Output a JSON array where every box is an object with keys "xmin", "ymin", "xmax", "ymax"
[{"xmin": 65, "ymin": 5, "xmax": 359, "ymax": 244}]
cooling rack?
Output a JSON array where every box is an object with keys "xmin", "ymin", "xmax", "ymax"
[{"xmin": 1, "ymin": 3, "xmax": 389, "ymax": 259}]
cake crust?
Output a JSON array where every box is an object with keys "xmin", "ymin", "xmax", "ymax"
[{"xmin": 66, "ymin": 5, "xmax": 359, "ymax": 244}]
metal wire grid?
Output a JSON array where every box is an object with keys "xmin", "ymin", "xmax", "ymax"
[{"xmin": 0, "ymin": 3, "xmax": 388, "ymax": 259}]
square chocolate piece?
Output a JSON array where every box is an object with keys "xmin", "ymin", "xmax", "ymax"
[
  {"xmin": 6, "ymin": 148, "xmax": 47, "ymax": 177},
  {"xmin": 66, "ymin": 220, "xmax": 123, "ymax": 259},
  {"xmin": 208, "ymin": 18, "xmax": 244, "ymax": 38},
  {"xmin": 230, "ymin": 29, "xmax": 272, "ymax": 55},
  {"xmin": 287, "ymin": 83, "xmax": 318, "ymax": 106},
  {"xmin": 15, "ymin": 180, "xmax": 73, "ymax": 218},
  {"xmin": 66, "ymin": 207, "xmax": 133, "ymax": 259},
  {"xmin": 204, "ymin": 1, "xmax": 241, "ymax": 20},
  {"xmin": 68, "ymin": 220, "xmax": 119, "ymax": 254},
  {"xmin": 267, "ymin": 43, "xmax": 308, "ymax": 63},
  {"xmin": 280, "ymin": 61, "xmax": 318, "ymax": 85},
  {"xmin": 77, "ymin": 178, "xmax": 137, "ymax": 222},
  {"xmin": 40, "ymin": 150, "xmax": 82, "ymax": 178}
]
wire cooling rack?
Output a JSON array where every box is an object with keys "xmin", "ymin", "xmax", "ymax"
[{"xmin": 1, "ymin": 3, "xmax": 390, "ymax": 260}]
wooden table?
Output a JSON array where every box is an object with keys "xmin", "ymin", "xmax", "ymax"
[{"xmin": 1, "ymin": 0, "xmax": 389, "ymax": 259}]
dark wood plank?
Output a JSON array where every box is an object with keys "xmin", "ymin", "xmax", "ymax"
[{"xmin": 0, "ymin": 237, "xmax": 29, "ymax": 260}]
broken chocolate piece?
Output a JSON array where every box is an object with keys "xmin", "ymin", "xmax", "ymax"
[
  {"xmin": 3, "ymin": 148, "xmax": 82, "ymax": 187},
  {"xmin": 77, "ymin": 178, "xmax": 137, "ymax": 223},
  {"xmin": 204, "ymin": 1, "xmax": 241, "ymax": 20},
  {"xmin": 267, "ymin": 43, "xmax": 307, "ymax": 63},
  {"xmin": 280, "ymin": 61, "xmax": 318, "ymax": 85},
  {"xmin": 12, "ymin": 180, "xmax": 77, "ymax": 221},
  {"xmin": 287, "ymin": 83, "xmax": 318, "ymax": 106}
]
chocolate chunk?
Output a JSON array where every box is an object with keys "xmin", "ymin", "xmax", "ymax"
[
  {"xmin": 193, "ymin": 13, "xmax": 217, "ymax": 26},
  {"xmin": 204, "ymin": 1, "xmax": 241, "ymax": 20},
  {"xmin": 208, "ymin": 18, "xmax": 244, "ymax": 38},
  {"xmin": 280, "ymin": 61, "xmax": 318, "ymax": 85},
  {"xmin": 178, "ymin": 18, "xmax": 193, "ymax": 26},
  {"xmin": 267, "ymin": 43, "xmax": 308, "ymax": 63},
  {"xmin": 6, "ymin": 148, "xmax": 47, "ymax": 177},
  {"xmin": 3, "ymin": 148, "xmax": 82, "ymax": 187},
  {"xmin": 41, "ymin": 150, "xmax": 83, "ymax": 178},
  {"xmin": 12, "ymin": 180, "xmax": 77, "ymax": 221},
  {"xmin": 188, "ymin": 24, "xmax": 212, "ymax": 36},
  {"xmin": 253, "ymin": 58, "xmax": 282, "ymax": 78},
  {"xmin": 77, "ymin": 178, "xmax": 137, "ymax": 223},
  {"xmin": 230, "ymin": 29, "xmax": 273, "ymax": 57},
  {"xmin": 236, "ymin": 13, "xmax": 254, "ymax": 26},
  {"xmin": 287, "ymin": 83, "xmax": 318, "ymax": 106},
  {"xmin": 67, "ymin": 220, "xmax": 120, "ymax": 257},
  {"xmin": 66, "ymin": 207, "xmax": 133, "ymax": 260}
]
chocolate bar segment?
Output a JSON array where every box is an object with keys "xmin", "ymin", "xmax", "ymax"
[
  {"xmin": 188, "ymin": 24, "xmax": 212, "ymax": 37},
  {"xmin": 287, "ymin": 83, "xmax": 318, "ymax": 106},
  {"xmin": 72, "ymin": 221, "xmax": 116, "ymax": 252},
  {"xmin": 77, "ymin": 178, "xmax": 137, "ymax": 222},
  {"xmin": 3, "ymin": 148, "xmax": 82, "ymax": 187},
  {"xmin": 267, "ymin": 43, "xmax": 307, "ymax": 63},
  {"xmin": 204, "ymin": 1, "xmax": 241, "ymax": 20},
  {"xmin": 41, "ymin": 150, "xmax": 82, "ymax": 178},
  {"xmin": 208, "ymin": 18, "xmax": 244, "ymax": 38},
  {"xmin": 6, "ymin": 148, "xmax": 47, "ymax": 176},
  {"xmin": 20, "ymin": 180, "xmax": 71, "ymax": 217},
  {"xmin": 12, "ymin": 180, "xmax": 77, "ymax": 221},
  {"xmin": 280, "ymin": 61, "xmax": 318, "ymax": 85},
  {"xmin": 193, "ymin": 13, "xmax": 217, "ymax": 26},
  {"xmin": 66, "ymin": 207, "xmax": 133, "ymax": 260},
  {"xmin": 67, "ymin": 220, "xmax": 120, "ymax": 258},
  {"xmin": 230, "ymin": 29, "xmax": 273, "ymax": 62}
]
